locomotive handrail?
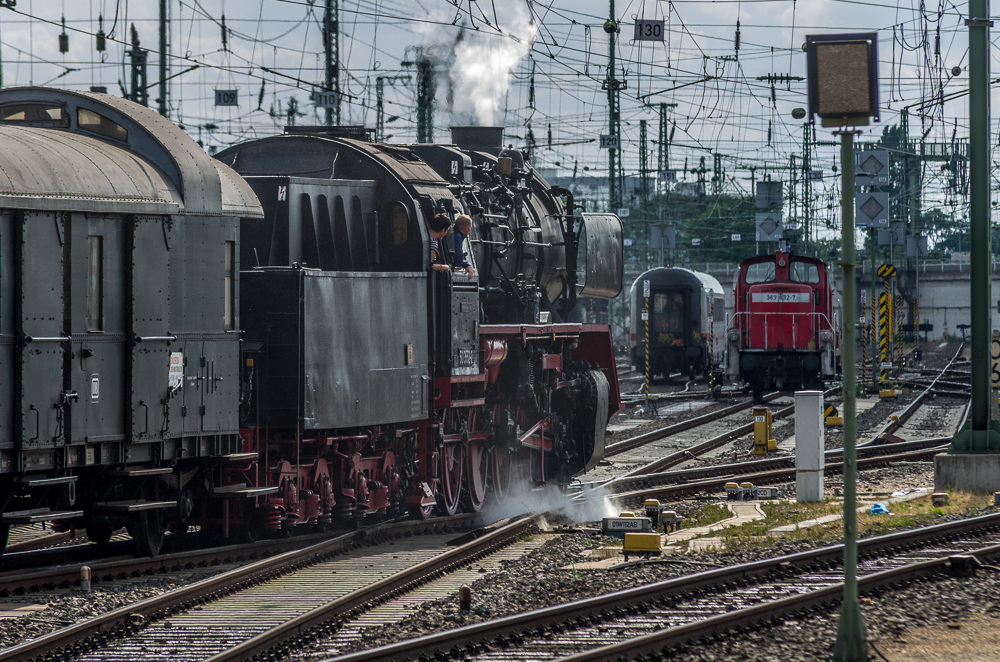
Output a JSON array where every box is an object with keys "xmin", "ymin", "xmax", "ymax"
[
  {"xmin": 134, "ymin": 334, "xmax": 178, "ymax": 343},
  {"xmin": 22, "ymin": 334, "xmax": 72, "ymax": 344}
]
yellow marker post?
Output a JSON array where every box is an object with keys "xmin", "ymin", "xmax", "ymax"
[{"xmin": 753, "ymin": 407, "xmax": 774, "ymax": 455}]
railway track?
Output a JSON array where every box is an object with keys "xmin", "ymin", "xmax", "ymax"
[
  {"xmin": 0, "ymin": 515, "xmax": 538, "ymax": 662},
  {"xmin": 327, "ymin": 512, "xmax": 1000, "ymax": 662}
]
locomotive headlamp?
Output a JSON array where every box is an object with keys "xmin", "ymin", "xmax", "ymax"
[
  {"xmin": 819, "ymin": 330, "xmax": 834, "ymax": 345},
  {"xmin": 728, "ymin": 329, "xmax": 740, "ymax": 343}
]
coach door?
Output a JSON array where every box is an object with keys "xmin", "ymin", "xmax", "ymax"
[
  {"xmin": 16, "ymin": 211, "xmax": 66, "ymax": 462},
  {"xmin": 68, "ymin": 213, "xmax": 127, "ymax": 449},
  {"xmin": 130, "ymin": 216, "xmax": 173, "ymax": 443},
  {"xmin": 0, "ymin": 212, "xmax": 13, "ymax": 459}
]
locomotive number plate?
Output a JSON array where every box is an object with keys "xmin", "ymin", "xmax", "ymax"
[{"xmin": 751, "ymin": 292, "xmax": 810, "ymax": 303}]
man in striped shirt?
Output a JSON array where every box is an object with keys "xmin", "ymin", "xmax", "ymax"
[{"xmin": 429, "ymin": 213, "xmax": 451, "ymax": 272}]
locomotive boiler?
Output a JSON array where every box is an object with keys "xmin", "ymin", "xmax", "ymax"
[
  {"xmin": 726, "ymin": 249, "xmax": 841, "ymax": 400},
  {"xmin": 0, "ymin": 86, "xmax": 623, "ymax": 557},
  {"xmin": 628, "ymin": 267, "xmax": 725, "ymax": 381}
]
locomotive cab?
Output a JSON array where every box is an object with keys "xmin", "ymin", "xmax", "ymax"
[{"xmin": 728, "ymin": 250, "xmax": 839, "ymax": 400}]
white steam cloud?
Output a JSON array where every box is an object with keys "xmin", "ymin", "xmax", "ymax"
[
  {"xmin": 450, "ymin": 8, "xmax": 538, "ymax": 126},
  {"xmin": 482, "ymin": 478, "xmax": 619, "ymax": 527}
]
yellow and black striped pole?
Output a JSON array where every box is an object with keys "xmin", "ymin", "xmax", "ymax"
[
  {"xmin": 878, "ymin": 291, "xmax": 889, "ymax": 383},
  {"xmin": 708, "ymin": 295, "xmax": 716, "ymax": 389},
  {"xmin": 896, "ymin": 297, "xmax": 905, "ymax": 368},
  {"xmin": 913, "ymin": 297, "xmax": 919, "ymax": 346},
  {"xmin": 643, "ymin": 280, "xmax": 651, "ymax": 401},
  {"xmin": 860, "ymin": 299, "xmax": 867, "ymax": 389}
]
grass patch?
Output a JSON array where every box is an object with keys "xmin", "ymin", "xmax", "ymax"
[
  {"xmin": 680, "ymin": 502, "xmax": 732, "ymax": 528},
  {"xmin": 682, "ymin": 491, "xmax": 997, "ymax": 551}
]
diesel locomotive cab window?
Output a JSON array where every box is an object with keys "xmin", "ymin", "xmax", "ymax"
[
  {"xmin": 87, "ymin": 236, "xmax": 103, "ymax": 331},
  {"xmin": 790, "ymin": 261, "xmax": 820, "ymax": 284},
  {"xmin": 744, "ymin": 262, "xmax": 776, "ymax": 284},
  {"xmin": 77, "ymin": 108, "xmax": 128, "ymax": 143}
]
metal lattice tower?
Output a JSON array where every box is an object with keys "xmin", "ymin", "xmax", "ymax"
[
  {"xmin": 158, "ymin": 0, "xmax": 168, "ymax": 117},
  {"xmin": 324, "ymin": 0, "xmax": 340, "ymax": 126},
  {"xmin": 639, "ymin": 119, "xmax": 649, "ymax": 200},
  {"xmin": 603, "ymin": 1, "xmax": 625, "ymax": 210},
  {"xmin": 416, "ymin": 57, "xmax": 435, "ymax": 143}
]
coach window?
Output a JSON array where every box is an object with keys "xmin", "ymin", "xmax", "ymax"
[
  {"xmin": 0, "ymin": 103, "xmax": 64, "ymax": 124},
  {"xmin": 224, "ymin": 241, "xmax": 236, "ymax": 329},
  {"xmin": 77, "ymin": 108, "xmax": 128, "ymax": 143},
  {"xmin": 87, "ymin": 236, "xmax": 103, "ymax": 331}
]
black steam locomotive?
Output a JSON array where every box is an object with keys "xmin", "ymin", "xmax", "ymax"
[{"xmin": 0, "ymin": 87, "xmax": 623, "ymax": 556}]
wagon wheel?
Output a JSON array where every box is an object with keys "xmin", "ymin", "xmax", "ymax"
[
  {"xmin": 437, "ymin": 443, "xmax": 465, "ymax": 516},
  {"xmin": 464, "ymin": 439, "xmax": 489, "ymax": 512},
  {"xmin": 409, "ymin": 501, "xmax": 435, "ymax": 520},
  {"xmin": 131, "ymin": 508, "xmax": 166, "ymax": 557},
  {"xmin": 86, "ymin": 521, "xmax": 116, "ymax": 545},
  {"xmin": 491, "ymin": 448, "xmax": 513, "ymax": 504},
  {"xmin": 463, "ymin": 409, "xmax": 489, "ymax": 512}
]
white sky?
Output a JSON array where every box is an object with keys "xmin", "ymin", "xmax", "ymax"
[{"xmin": 0, "ymin": 1, "xmax": 988, "ymax": 226}]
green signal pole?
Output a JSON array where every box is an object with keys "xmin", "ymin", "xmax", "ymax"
[
  {"xmin": 832, "ymin": 128, "xmax": 866, "ymax": 661},
  {"xmin": 950, "ymin": 0, "xmax": 1000, "ymax": 452}
]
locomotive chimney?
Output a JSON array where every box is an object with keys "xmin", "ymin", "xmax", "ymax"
[{"xmin": 450, "ymin": 126, "xmax": 504, "ymax": 155}]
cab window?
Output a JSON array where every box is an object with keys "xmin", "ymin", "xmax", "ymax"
[
  {"xmin": 790, "ymin": 260, "xmax": 820, "ymax": 284},
  {"xmin": 744, "ymin": 262, "xmax": 775, "ymax": 284}
]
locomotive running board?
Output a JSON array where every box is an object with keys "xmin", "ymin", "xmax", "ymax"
[
  {"xmin": 92, "ymin": 500, "xmax": 178, "ymax": 512},
  {"xmin": 1, "ymin": 508, "xmax": 84, "ymax": 523},
  {"xmin": 108, "ymin": 467, "xmax": 174, "ymax": 477},
  {"xmin": 216, "ymin": 452, "xmax": 260, "ymax": 463},
  {"xmin": 209, "ymin": 484, "xmax": 279, "ymax": 498},
  {"xmin": 13, "ymin": 475, "xmax": 78, "ymax": 487}
]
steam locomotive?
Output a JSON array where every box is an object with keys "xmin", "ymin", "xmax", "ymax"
[
  {"xmin": 0, "ymin": 87, "xmax": 623, "ymax": 556},
  {"xmin": 726, "ymin": 249, "xmax": 841, "ymax": 400},
  {"xmin": 628, "ymin": 267, "xmax": 725, "ymax": 381}
]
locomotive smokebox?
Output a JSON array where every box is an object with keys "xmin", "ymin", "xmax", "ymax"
[{"xmin": 451, "ymin": 126, "xmax": 504, "ymax": 154}]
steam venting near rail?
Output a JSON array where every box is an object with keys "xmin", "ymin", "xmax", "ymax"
[
  {"xmin": 450, "ymin": 5, "xmax": 537, "ymax": 126},
  {"xmin": 483, "ymin": 479, "xmax": 617, "ymax": 529}
]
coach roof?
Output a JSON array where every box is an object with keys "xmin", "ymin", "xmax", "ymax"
[{"xmin": 0, "ymin": 87, "xmax": 262, "ymax": 218}]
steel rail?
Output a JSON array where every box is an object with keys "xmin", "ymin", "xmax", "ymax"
[
  {"xmin": 558, "ymin": 544, "xmax": 1000, "ymax": 661},
  {"xmin": 201, "ymin": 515, "xmax": 538, "ymax": 662},
  {"xmin": 0, "ymin": 514, "xmax": 481, "ymax": 661},
  {"xmin": 612, "ymin": 443, "xmax": 950, "ymax": 506},
  {"xmin": 602, "ymin": 436, "xmax": 951, "ymax": 495},
  {"xmin": 325, "ymin": 513, "xmax": 1000, "ymax": 662},
  {"xmin": 605, "ymin": 391, "xmax": 783, "ymax": 457}
]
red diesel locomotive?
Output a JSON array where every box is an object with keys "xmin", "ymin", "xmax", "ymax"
[{"xmin": 726, "ymin": 249, "xmax": 841, "ymax": 400}]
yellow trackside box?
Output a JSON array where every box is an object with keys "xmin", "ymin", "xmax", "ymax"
[{"xmin": 623, "ymin": 532, "xmax": 662, "ymax": 557}]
